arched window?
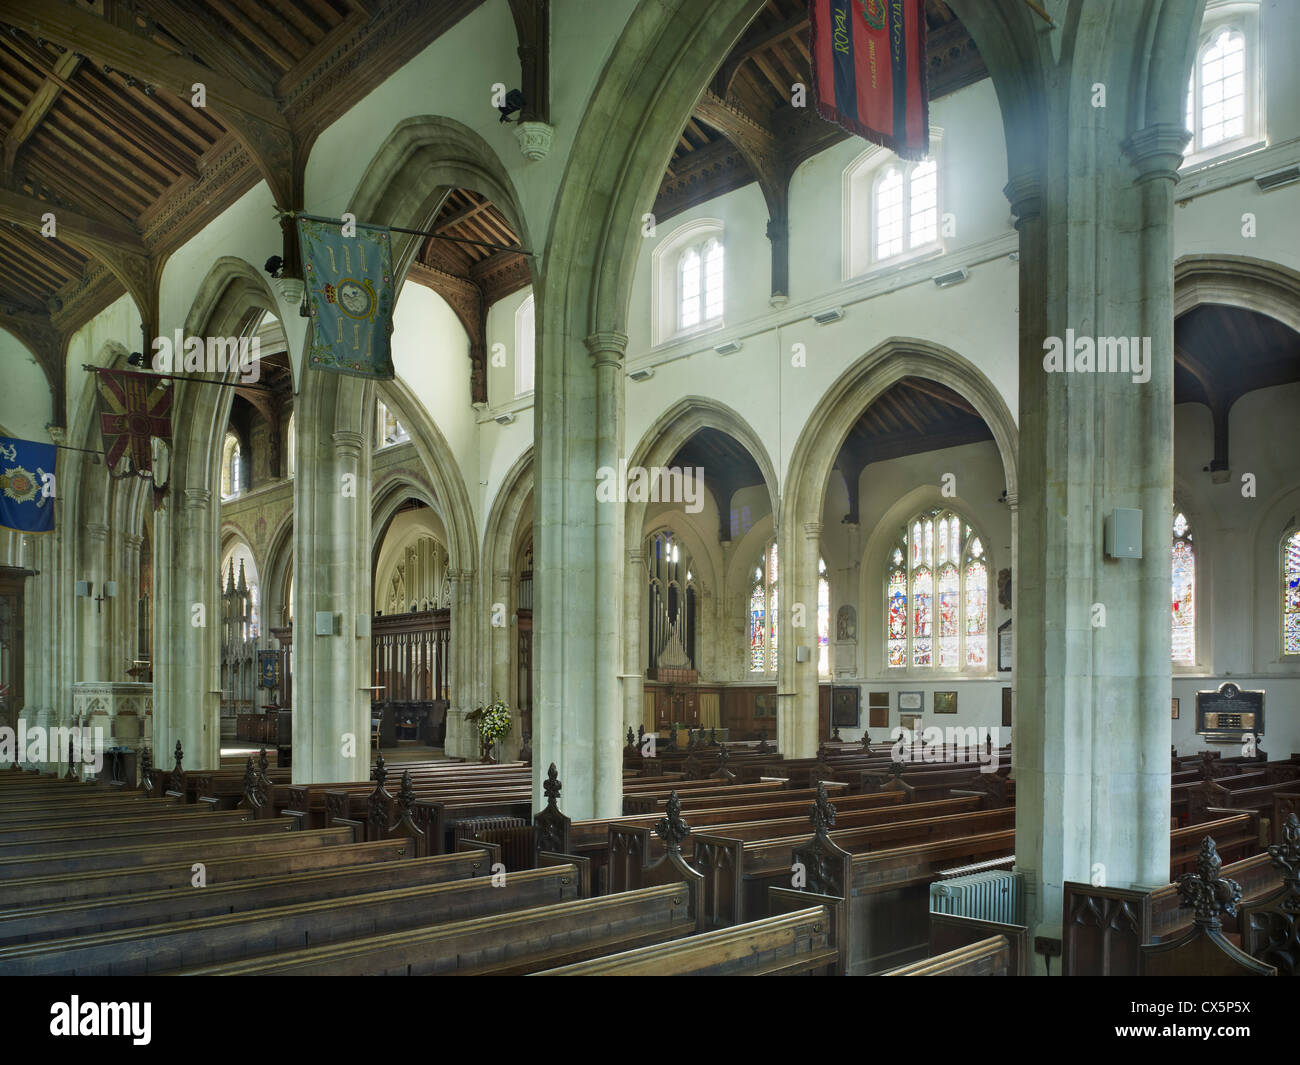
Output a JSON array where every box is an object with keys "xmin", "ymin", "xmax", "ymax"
[
  {"xmin": 887, "ymin": 509, "xmax": 988, "ymax": 671},
  {"xmin": 1183, "ymin": 5, "xmax": 1262, "ymax": 163},
  {"xmin": 817, "ymin": 557, "xmax": 831, "ymax": 676},
  {"xmin": 1172, "ymin": 509, "xmax": 1196, "ymax": 664},
  {"xmin": 750, "ymin": 541, "xmax": 778, "ymax": 673},
  {"xmin": 1283, "ymin": 528, "xmax": 1300, "ymax": 657},
  {"xmin": 375, "ymin": 399, "xmax": 409, "ymax": 449},
  {"xmin": 873, "ymin": 159, "xmax": 938, "ymax": 262},
  {"xmin": 678, "ymin": 237, "xmax": 724, "ymax": 332},
  {"xmin": 515, "ymin": 293, "xmax": 535, "ymax": 396},
  {"xmin": 286, "ymin": 411, "xmax": 295, "ymax": 479},
  {"xmin": 220, "ymin": 432, "xmax": 241, "ymax": 500}
]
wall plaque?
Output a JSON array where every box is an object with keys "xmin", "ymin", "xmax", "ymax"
[{"xmin": 1195, "ymin": 682, "xmax": 1264, "ymax": 744}]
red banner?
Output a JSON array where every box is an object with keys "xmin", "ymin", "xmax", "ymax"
[
  {"xmin": 96, "ymin": 368, "xmax": 172, "ymax": 475},
  {"xmin": 809, "ymin": 0, "xmax": 929, "ymax": 160}
]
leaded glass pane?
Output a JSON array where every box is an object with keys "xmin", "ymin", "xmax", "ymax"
[{"xmin": 965, "ymin": 559, "xmax": 987, "ymax": 667}]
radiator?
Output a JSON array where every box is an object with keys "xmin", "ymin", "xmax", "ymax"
[
  {"xmin": 475, "ymin": 824, "xmax": 537, "ymax": 871},
  {"xmin": 451, "ymin": 816, "xmax": 527, "ymax": 854},
  {"xmin": 929, "ymin": 870, "xmax": 1024, "ymax": 925}
]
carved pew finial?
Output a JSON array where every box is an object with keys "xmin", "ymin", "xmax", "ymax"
[
  {"xmin": 889, "ymin": 760, "xmax": 906, "ymax": 779},
  {"xmin": 1177, "ymin": 836, "xmax": 1244, "ymax": 930},
  {"xmin": 637, "ymin": 724, "xmax": 645, "ymax": 748},
  {"xmin": 810, "ymin": 781, "xmax": 837, "ymax": 840},
  {"xmin": 387, "ymin": 769, "xmax": 421, "ymax": 838},
  {"xmin": 241, "ymin": 756, "xmax": 261, "ymax": 810},
  {"xmin": 543, "ymin": 762, "xmax": 562, "ymax": 809},
  {"xmin": 1266, "ymin": 813, "xmax": 1300, "ymax": 883},
  {"xmin": 258, "ymin": 747, "xmax": 269, "ymax": 777},
  {"xmin": 655, "ymin": 791, "xmax": 691, "ymax": 854},
  {"xmin": 626, "ymin": 726, "xmax": 635, "ymax": 749},
  {"xmin": 717, "ymin": 743, "xmax": 729, "ymax": 767},
  {"xmin": 372, "ymin": 751, "xmax": 387, "ymax": 788},
  {"xmin": 140, "ymin": 747, "xmax": 153, "ymax": 791},
  {"xmin": 173, "ymin": 740, "xmax": 184, "ymax": 772},
  {"xmin": 168, "ymin": 740, "xmax": 186, "ymax": 795}
]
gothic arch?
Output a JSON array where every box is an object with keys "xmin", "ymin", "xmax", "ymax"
[{"xmin": 1174, "ymin": 254, "xmax": 1300, "ymax": 332}]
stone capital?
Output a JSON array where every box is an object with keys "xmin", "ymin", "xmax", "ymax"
[
  {"xmin": 84, "ymin": 522, "xmax": 109, "ymax": 544},
  {"xmin": 183, "ymin": 487, "xmax": 211, "ymax": 510},
  {"xmin": 802, "ymin": 521, "xmax": 823, "ymax": 541},
  {"xmin": 1002, "ymin": 172, "xmax": 1042, "ymax": 226},
  {"xmin": 124, "ymin": 534, "xmax": 144, "ymax": 552},
  {"xmin": 331, "ymin": 430, "xmax": 365, "ymax": 460},
  {"xmin": 584, "ymin": 331, "xmax": 629, "ymax": 369},
  {"xmin": 1122, "ymin": 123, "xmax": 1191, "ymax": 185},
  {"xmin": 493, "ymin": 569, "xmax": 512, "ymax": 584}
]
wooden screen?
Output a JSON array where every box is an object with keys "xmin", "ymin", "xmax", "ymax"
[{"xmin": 372, "ymin": 608, "xmax": 449, "ymax": 702}]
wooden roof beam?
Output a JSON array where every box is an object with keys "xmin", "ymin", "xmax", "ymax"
[
  {"xmin": 2, "ymin": 50, "xmax": 82, "ymax": 178},
  {"xmin": 1, "ymin": 0, "xmax": 299, "ymax": 213},
  {"xmin": 138, "ymin": 0, "xmax": 277, "ymax": 96}
]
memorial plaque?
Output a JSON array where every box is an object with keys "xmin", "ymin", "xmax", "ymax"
[
  {"xmin": 1195, "ymin": 682, "xmax": 1264, "ymax": 743},
  {"xmin": 831, "ymin": 686, "xmax": 860, "ymax": 728}
]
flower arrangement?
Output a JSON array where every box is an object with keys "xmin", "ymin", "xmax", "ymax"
[{"xmin": 467, "ymin": 699, "xmax": 512, "ymax": 762}]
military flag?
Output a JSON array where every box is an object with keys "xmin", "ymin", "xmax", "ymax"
[
  {"xmin": 96, "ymin": 368, "xmax": 172, "ymax": 477},
  {"xmin": 298, "ymin": 215, "xmax": 396, "ymax": 379},
  {"xmin": 809, "ymin": 0, "xmax": 930, "ymax": 161},
  {"xmin": 0, "ymin": 435, "xmax": 56, "ymax": 534}
]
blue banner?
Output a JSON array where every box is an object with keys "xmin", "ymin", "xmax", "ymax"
[
  {"xmin": 0, "ymin": 435, "xmax": 55, "ymax": 534},
  {"xmin": 298, "ymin": 216, "xmax": 396, "ymax": 379}
]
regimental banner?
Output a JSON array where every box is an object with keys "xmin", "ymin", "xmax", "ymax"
[
  {"xmin": 298, "ymin": 216, "xmax": 396, "ymax": 379},
  {"xmin": 96, "ymin": 369, "xmax": 172, "ymax": 478},
  {"xmin": 0, "ymin": 435, "xmax": 55, "ymax": 534},
  {"xmin": 809, "ymin": 0, "xmax": 930, "ymax": 161}
]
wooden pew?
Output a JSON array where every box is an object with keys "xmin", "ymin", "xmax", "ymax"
[
  {"xmin": 0, "ymin": 823, "xmax": 340, "ymax": 882},
  {"xmin": 531, "ymin": 906, "xmax": 840, "ymax": 976},
  {"xmin": 172, "ymin": 883, "xmax": 699, "ymax": 975},
  {"xmin": 0, "ymin": 848, "xmax": 494, "ymax": 946},
  {"xmin": 0, "ymin": 838, "xmax": 411, "ymax": 908},
  {"xmin": 0, "ymin": 815, "xmax": 297, "ymax": 862},
  {"xmin": 883, "ymin": 935, "xmax": 1014, "ymax": 976},
  {"xmin": 1238, "ymin": 811, "xmax": 1300, "ymax": 975},
  {"xmin": 927, "ymin": 913, "xmax": 1029, "ymax": 975},
  {"xmin": 0, "ymin": 862, "xmax": 584, "ymax": 975}
]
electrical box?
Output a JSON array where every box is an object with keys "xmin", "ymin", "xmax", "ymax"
[
  {"xmin": 315, "ymin": 611, "xmax": 339, "ymax": 636},
  {"xmin": 1104, "ymin": 508, "xmax": 1142, "ymax": 559}
]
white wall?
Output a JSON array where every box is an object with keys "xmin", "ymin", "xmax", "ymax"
[{"xmin": 0, "ymin": 334, "xmax": 53, "ymax": 441}]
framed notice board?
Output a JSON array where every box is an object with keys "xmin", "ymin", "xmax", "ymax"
[
  {"xmin": 1195, "ymin": 682, "xmax": 1264, "ymax": 743},
  {"xmin": 831, "ymin": 686, "xmax": 860, "ymax": 728}
]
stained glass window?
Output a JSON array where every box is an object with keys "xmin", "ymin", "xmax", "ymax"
[
  {"xmin": 889, "ymin": 509, "xmax": 990, "ymax": 672},
  {"xmin": 1284, "ymin": 530, "xmax": 1300, "ymax": 656},
  {"xmin": 749, "ymin": 568, "xmax": 766, "ymax": 672},
  {"xmin": 1172, "ymin": 510, "xmax": 1195, "ymax": 664},
  {"xmin": 749, "ymin": 542, "xmax": 780, "ymax": 672}
]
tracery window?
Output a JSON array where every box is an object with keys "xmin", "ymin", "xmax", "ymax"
[
  {"xmin": 1183, "ymin": 4, "xmax": 1262, "ymax": 163},
  {"xmin": 1283, "ymin": 529, "xmax": 1300, "ymax": 657},
  {"xmin": 1172, "ymin": 510, "xmax": 1196, "ymax": 664},
  {"xmin": 887, "ymin": 509, "xmax": 988, "ymax": 671},
  {"xmin": 220, "ymin": 432, "xmax": 241, "ymax": 500},
  {"xmin": 747, "ymin": 542, "xmax": 829, "ymax": 674}
]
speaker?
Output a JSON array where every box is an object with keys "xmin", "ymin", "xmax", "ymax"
[
  {"xmin": 315, "ymin": 611, "xmax": 339, "ymax": 636},
  {"xmin": 1105, "ymin": 508, "xmax": 1143, "ymax": 559},
  {"xmin": 795, "ymin": 645, "xmax": 810, "ymax": 663}
]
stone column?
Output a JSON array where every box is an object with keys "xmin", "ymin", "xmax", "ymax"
[
  {"xmin": 291, "ymin": 429, "xmax": 371, "ymax": 783},
  {"xmin": 1010, "ymin": 120, "xmax": 1185, "ymax": 948},
  {"xmin": 120, "ymin": 533, "xmax": 144, "ymax": 680},
  {"xmin": 447, "ymin": 567, "xmax": 477, "ymax": 759},
  {"xmin": 81, "ymin": 522, "xmax": 109, "ymax": 682},
  {"xmin": 622, "ymin": 546, "xmax": 644, "ymax": 737},
  {"xmin": 778, "ymin": 520, "xmax": 822, "ymax": 758},
  {"xmin": 153, "ymin": 488, "xmax": 219, "ymax": 772}
]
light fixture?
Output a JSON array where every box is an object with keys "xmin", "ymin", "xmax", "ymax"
[
  {"xmin": 628, "ymin": 367, "xmax": 655, "ymax": 382},
  {"xmin": 77, "ymin": 580, "xmax": 115, "ymax": 615},
  {"xmin": 497, "ymin": 89, "xmax": 525, "ymax": 123},
  {"xmin": 932, "ymin": 267, "xmax": 969, "ymax": 288},
  {"xmin": 1255, "ymin": 166, "xmax": 1300, "ymax": 192},
  {"xmin": 811, "ymin": 307, "xmax": 844, "ymax": 325},
  {"xmin": 493, "ymin": 412, "xmax": 516, "ymax": 425},
  {"xmin": 714, "ymin": 340, "xmax": 742, "ymax": 356}
]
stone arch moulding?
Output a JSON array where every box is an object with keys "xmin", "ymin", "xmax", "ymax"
[
  {"xmin": 785, "ymin": 338, "xmax": 1019, "ymax": 520},
  {"xmin": 345, "ymin": 114, "xmax": 537, "ymax": 289},
  {"xmin": 1174, "ymin": 255, "xmax": 1300, "ymax": 333},
  {"xmin": 624, "ymin": 395, "xmax": 781, "ymax": 540},
  {"xmin": 262, "ymin": 511, "xmax": 295, "ymax": 630}
]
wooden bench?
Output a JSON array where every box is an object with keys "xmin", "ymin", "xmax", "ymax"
[
  {"xmin": 883, "ymin": 934, "xmax": 1013, "ymax": 976},
  {"xmin": 173, "ymin": 882, "xmax": 698, "ymax": 975},
  {"xmin": 0, "ymin": 861, "xmax": 583, "ymax": 975},
  {"xmin": 531, "ymin": 905, "xmax": 840, "ymax": 976}
]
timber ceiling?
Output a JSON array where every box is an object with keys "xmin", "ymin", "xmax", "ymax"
[
  {"xmin": 1174, "ymin": 304, "xmax": 1300, "ymax": 407},
  {"xmin": 670, "ymin": 426, "xmax": 768, "ymax": 542},
  {"xmin": 656, "ymin": 0, "xmax": 986, "ymax": 221},
  {"xmin": 0, "ymin": 0, "xmax": 486, "ymax": 418}
]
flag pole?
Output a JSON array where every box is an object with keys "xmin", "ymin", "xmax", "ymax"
[
  {"xmin": 283, "ymin": 210, "xmax": 535, "ymax": 257},
  {"xmin": 1023, "ymin": 0, "xmax": 1055, "ymax": 27},
  {"xmin": 82, "ymin": 365, "xmax": 275, "ymax": 392}
]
